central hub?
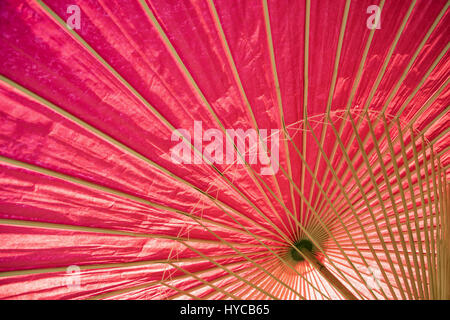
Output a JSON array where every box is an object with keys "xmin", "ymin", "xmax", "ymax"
[{"xmin": 290, "ymin": 239, "xmax": 314, "ymax": 262}]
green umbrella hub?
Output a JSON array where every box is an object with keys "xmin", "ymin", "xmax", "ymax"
[{"xmin": 290, "ymin": 239, "xmax": 314, "ymax": 262}]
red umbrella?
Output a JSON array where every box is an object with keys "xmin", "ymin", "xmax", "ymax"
[{"xmin": 0, "ymin": 0, "xmax": 449, "ymax": 299}]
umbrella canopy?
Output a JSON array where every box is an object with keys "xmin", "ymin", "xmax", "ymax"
[{"xmin": 0, "ymin": 0, "xmax": 449, "ymax": 300}]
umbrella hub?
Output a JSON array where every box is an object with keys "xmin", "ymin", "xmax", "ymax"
[{"xmin": 290, "ymin": 239, "xmax": 314, "ymax": 262}]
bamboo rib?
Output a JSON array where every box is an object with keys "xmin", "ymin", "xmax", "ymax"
[
  {"xmin": 304, "ymin": 118, "xmax": 390, "ymax": 299},
  {"xmin": 11, "ymin": 149, "xmax": 336, "ymax": 300},
  {"xmin": 365, "ymin": 114, "xmax": 415, "ymax": 298},
  {"xmin": 382, "ymin": 116, "xmax": 422, "ymax": 298},
  {"xmin": 37, "ymin": 0, "xmax": 297, "ymax": 247},
  {"xmin": 0, "ymin": 159, "xmax": 321, "ymax": 300},
  {"xmin": 348, "ymin": 111, "xmax": 408, "ymax": 299},
  {"xmin": 436, "ymin": 156, "xmax": 446, "ymax": 299},
  {"xmin": 396, "ymin": 120, "xmax": 427, "ymax": 298},
  {"xmin": 137, "ymin": 0, "xmax": 296, "ymax": 237},
  {"xmin": 305, "ymin": 0, "xmax": 351, "ymax": 234},
  {"xmin": 411, "ymin": 129, "xmax": 433, "ymax": 299},
  {"xmin": 315, "ymin": 97, "xmax": 449, "ymax": 235},
  {"xmin": 262, "ymin": 0, "xmax": 299, "ymax": 236},
  {"xmin": 0, "ymin": 252, "xmax": 268, "ymax": 278},
  {"xmin": 325, "ymin": 115, "xmax": 398, "ymax": 299},
  {"xmin": 88, "ymin": 258, "xmax": 265, "ymax": 300},
  {"xmin": 422, "ymin": 138, "xmax": 438, "ymax": 298},
  {"xmin": 202, "ymin": 257, "xmax": 279, "ymax": 300},
  {"xmin": 206, "ymin": 0, "xmax": 296, "ymax": 235},
  {"xmin": 165, "ymin": 262, "xmax": 241, "ymax": 300},
  {"xmin": 255, "ymin": 1, "xmax": 384, "ymax": 300},
  {"xmin": 0, "ymin": 75, "xmax": 286, "ymax": 245},
  {"xmin": 1, "ymin": 0, "xmax": 446, "ymax": 300},
  {"xmin": 323, "ymin": 45, "xmax": 450, "ymax": 220},
  {"xmin": 313, "ymin": 9, "xmax": 449, "ymax": 228},
  {"xmin": 300, "ymin": 249, "xmax": 356, "ymax": 300},
  {"xmin": 273, "ymin": 137, "xmax": 379, "ymax": 299},
  {"xmin": 300, "ymin": 0, "xmax": 311, "ymax": 231}
]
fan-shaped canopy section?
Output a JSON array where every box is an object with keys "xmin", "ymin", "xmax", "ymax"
[{"xmin": 0, "ymin": 0, "xmax": 449, "ymax": 300}]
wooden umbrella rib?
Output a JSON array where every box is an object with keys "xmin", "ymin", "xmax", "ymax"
[
  {"xmin": 411, "ymin": 130, "xmax": 434, "ymax": 299},
  {"xmin": 300, "ymin": 0, "xmax": 311, "ymax": 231},
  {"xmin": 406, "ymin": 80, "xmax": 449, "ymax": 127},
  {"xmin": 161, "ymin": 282, "xmax": 203, "ymax": 300},
  {"xmin": 206, "ymin": 0, "xmax": 297, "ymax": 238},
  {"xmin": 433, "ymin": 154, "xmax": 442, "ymax": 299},
  {"xmin": 347, "ymin": 111, "xmax": 409, "ymax": 299},
  {"xmin": 326, "ymin": 114, "xmax": 399, "ymax": 299},
  {"xmin": 145, "ymin": 258, "xmax": 275, "ymax": 300},
  {"xmin": 360, "ymin": 115, "xmax": 416, "ymax": 298},
  {"xmin": 305, "ymin": 118, "xmax": 391, "ymax": 299},
  {"xmin": 165, "ymin": 262, "xmax": 241, "ymax": 300},
  {"xmin": 437, "ymin": 146, "xmax": 450, "ymax": 159},
  {"xmin": 362, "ymin": 0, "xmax": 417, "ymax": 114},
  {"xmin": 262, "ymin": 0, "xmax": 299, "ymax": 235},
  {"xmin": 0, "ymin": 156, "xmax": 279, "ymax": 248},
  {"xmin": 422, "ymin": 138, "xmax": 439, "ymax": 298},
  {"xmin": 137, "ymin": 0, "xmax": 295, "ymax": 238},
  {"xmin": 316, "ymin": 100, "xmax": 449, "ymax": 227},
  {"xmin": 380, "ymin": 2, "xmax": 450, "ymax": 115},
  {"xmin": 0, "ymin": 252, "xmax": 268, "ymax": 278},
  {"xmin": 87, "ymin": 258, "xmax": 258, "ymax": 300},
  {"xmin": 2, "ymin": 0, "xmax": 445, "ymax": 300},
  {"xmin": 0, "ymin": 75, "xmax": 288, "ymax": 245},
  {"xmin": 177, "ymin": 242, "xmax": 281, "ymax": 300},
  {"xmin": 393, "ymin": 43, "xmax": 450, "ymax": 119},
  {"xmin": 436, "ymin": 156, "xmax": 446, "ymax": 299},
  {"xmin": 274, "ymin": 133, "xmax": 380, "ymax": 299},
  {"xmin": 347, "ymin": 0, "xmax": 385, "ymax": 114},
  {"xmin": 310, "ymin": 9, "xmax": 383, "ymax": 221},
  {"xmin": 305, "ymin": 0, "xmax": 351, "ymax": 233},
  {"xmin": 201, "ymin": 257, "xmax": 279, "ymax": 300},
  {"xmin": 430, "ymin": 127, "xmax": 450, "ymax": 146},
  {"xmin": 0, "ymin": 159, "xmax": 320, "ymax": 300},
  {"xmin": 229, "ymin": 261, "xmax": 281, "ymax": 300},
  {"xmin": 397, "ymin": 121, "xmax": 437, "ymax": 299},
  {"xmin": 37, "ymin": 0, "xmax": 294, "ymax": 246},
  {"xmin": 0, "ymin": 217, "xmax": 265, "ymax": 250},
  {"xmin": 443, "ymin": 173, "xmax": 450, "ymax": 299},
  {"xmin": 382, "ymin": 115, "xmax": 422, "ymax": 298},
  {"xmin": 246, "ymin": 159, "xmax": 370, "ymax": 299},
  {"xmin": 313, "ymin": 10, "xmax": 449, "ymax": 220}
]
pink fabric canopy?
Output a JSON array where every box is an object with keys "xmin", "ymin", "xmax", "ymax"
[{"xmin": 0, "ymin": 0, "xmax": 449, "ymax": 299}]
